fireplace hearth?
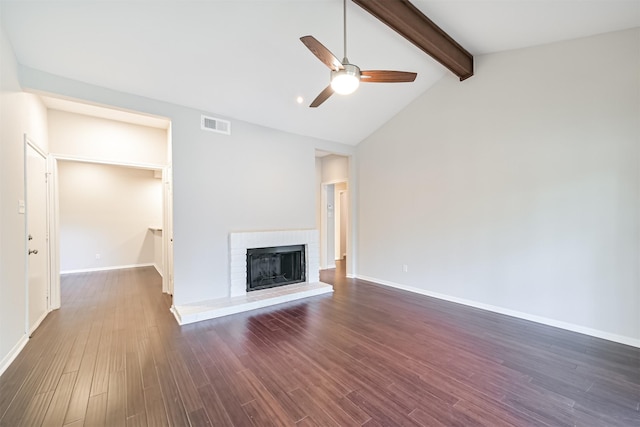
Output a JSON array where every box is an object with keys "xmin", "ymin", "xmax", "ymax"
[{"xmin": 247, "ymin": 245, "xmax": 305, "ymax": 291}]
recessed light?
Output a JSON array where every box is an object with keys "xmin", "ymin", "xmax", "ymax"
[{"xmin": 296, "ymin": 96, "xmax": 304, "ymax": 104}]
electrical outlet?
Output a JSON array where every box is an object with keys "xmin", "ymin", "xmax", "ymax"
[
  {"xmin": 95, "ymin": 254, "xmax": 101, "ymax": 260},
  {"xmin": 402, "ymin": 264, "xmax": 408, "ymax": 273}
]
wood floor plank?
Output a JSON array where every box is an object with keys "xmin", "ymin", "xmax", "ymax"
[
  {"xmin": 239, "ymin": 369, "xmax": 297, "ymax": 425},
  {"xmin": 287, "ymin": 387, "xmax": 340, "ymax": 427},
  {"xmin": 137, "ymin": 337, "xmax": 158, "ymax": 390},
  {"xmin": 126, "ymin": 412, "xmax": 148, "ymax": 427},
  {"xmin": 201, "ymin": 363, "xmax": 255, "ymax": 426},
  {"xmin": 105, "ymin": 370, "xmax": 126, "ymax": 427},
  {"xmin": 1, "ymin": 263, "xmax": 638, "ymax": 427},
  {"xmin": 187, "ymin": 407, "xmax": 213, "ymax": 427},
  {"xmin": 142, "ymin": 385, "xmax": 168, "ymax": 427},
  {"xmin": 15, "ymin": 391, "xmax": 53, "ymax": 427},
  {"xmin": 197, "ymin": 384, "xmax": 234, "ymax": 427},
  {"xmin": 41, "ymin": 371, "xmax": 77, "ymax": 427},
  {"xmin": 84, "ymin": 392, "xmax": 107, "ymax": 427},
  {"xmin": 125, "ymin": 351, "xmax": 146, "ymax": 419},
  {"xmin": 155, "ymin": 360, "xmax": 191, "ymax": 426},
  {"xmin": 90, "ymin": 328, "xmax": 112, "ymax": 397},
  {"xmin": 64, "ymin": 323, "xmax": 101, "ymax": 424},
  {"xmin": 63, "ymin": 324, "xmax": 90, "ymax": 374},
  {"xmin": 0, "ymin": 356, "xmax": 49, "ymax": 426},
  {"xmin": 166, "ymin": 348, "xmax": 205, "ymax": 414}
]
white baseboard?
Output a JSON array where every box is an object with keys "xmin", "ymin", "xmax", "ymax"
[
  {"xmin": 153, "ymin": 263, "xmax": 163, "ymax": 277},
  {"xmin": 357, "ymin": 275, "xmax": 640, "ymax": 349},
  {"xmin": 0, "ymin": 334, "xmax": 28, "ymax": 377},
  {"xmin": 61, "ymin": 263, "xmax": 154, "ymax": 275},
  {"xmin": 28, "ymin": 310, "xmax": 49, "ymax": 336}
]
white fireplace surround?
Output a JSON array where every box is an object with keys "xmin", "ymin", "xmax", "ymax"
[
  {"xmin": 229, "ymin": 229, "xmax": 320, "ymax": 297},
  {"xmin": 170, "ymin": 229, "xmax": 332, "ymax": 325}
]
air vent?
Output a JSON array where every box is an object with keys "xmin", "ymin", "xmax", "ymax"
[{"xmin": 201, "ymin": 115, "xmax": 231, "ymax": 135}]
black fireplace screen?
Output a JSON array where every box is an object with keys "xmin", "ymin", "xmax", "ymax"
[{"xmin": 246, "ymin": 245, "xmax": 306, "ymax": 292}]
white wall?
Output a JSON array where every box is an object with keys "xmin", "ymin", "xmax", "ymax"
[
  {"xmin": 321, "ymin": 154, "xmax": 349, "ymax": 183},
  {"xmin": 48, "ymin": 109, "xmax": 167, "ymax": 165},
  {"xmin": 357, "ymin": 28, "xmax": 640, "ymax": 345},
  {"xmin": 0, "ymin": 24, "xmax": 49, "ymax": 373},
  {"xmin": 57, "ymin": 161, "xmax": 162, "ymax": 272},
  {"xmin": 19, "ymin": 67, "xmax": 356, "ymax": 306}
]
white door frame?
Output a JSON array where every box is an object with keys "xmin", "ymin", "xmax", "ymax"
[
  {"xmin": 48, "ymin": 154, "xmax": 174, "ymax": 307},
  {"xmin": 336, "ymin": 188, "xmax": 348, "ymax": 261},
  {"xmin": 320, "ymin": 179, "xmax": 347, "ymax": 270},
  {"xmin": 24, "ymin": 135, "xmax": 51, "ymax": 332},
  {"xmin": 162, "ymin": 165, "xmax": 174, "ymax": 295}
]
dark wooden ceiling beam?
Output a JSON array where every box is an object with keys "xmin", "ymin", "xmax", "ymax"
[{"xmin": 351, "ymin": 0, "xmax": 474, "ymax": 80}]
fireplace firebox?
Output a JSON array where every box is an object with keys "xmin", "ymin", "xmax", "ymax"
[{"xmin": 246, "ymin": 245, "xmax": 306, "ymax": 292}]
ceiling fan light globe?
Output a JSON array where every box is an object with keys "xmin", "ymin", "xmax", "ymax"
[{"xmin": 331, "ymin": 64, "xmax": 361, "ymax": 95}]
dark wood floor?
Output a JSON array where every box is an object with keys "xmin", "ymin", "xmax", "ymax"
[{"xmin": 1, "ymin": 263, "xmax": 639, "ymax": 426}]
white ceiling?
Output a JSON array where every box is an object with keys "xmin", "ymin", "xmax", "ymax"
[{"xmin": 1, "ymin": 0, "xmax": 638, "ymax": 145}]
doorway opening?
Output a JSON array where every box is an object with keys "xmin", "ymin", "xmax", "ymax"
[
  {"xmin": 50, "ymin": 156, "xmax": 173, "ymax": 308},
  {"xmin": 315, "ymin": 151, "xmax": 350, "ymax": 279},
  {"xmin": 39, "ymin": 97, "xmax": 173, "ymax": 310}
]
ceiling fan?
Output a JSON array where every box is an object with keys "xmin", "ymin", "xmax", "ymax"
[{"xmin": 300, "ymin": 0, "xmax": 417, "ymax": 108}]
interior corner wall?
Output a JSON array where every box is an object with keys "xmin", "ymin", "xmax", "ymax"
[
  {"xmin": 57, "ymin": 161, "xmax": 162, "ymax": 272},
  {"xmin": 356, "ymin": 28, "xmax": 640, "ymax": 345},
  {"xmin": 0, "ymin": 24, "xmax": 49, "ymax": 373}
]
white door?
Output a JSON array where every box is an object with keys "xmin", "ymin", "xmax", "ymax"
[{"xmin": 26, "ymin": 140, "xmax": 49, "ymax": 334}]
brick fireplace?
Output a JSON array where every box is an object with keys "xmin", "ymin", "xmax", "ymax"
[{"xmin": 171, "ymin": 229, "xmax": 331, "ymax": 325}]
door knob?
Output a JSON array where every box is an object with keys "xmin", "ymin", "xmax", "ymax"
[{"xmin": 28, "ymin": 249, "xmax": 38, "ymax": 255}]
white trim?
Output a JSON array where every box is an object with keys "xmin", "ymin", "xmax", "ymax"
[
  {"xmin": 27, "ymin": 138, "xmax": 47, "ymax": 158},
  {"xmin": 28, "ymin": 310, "xmax": 49, "ymax": 336},
  {"xmin": 153, "ymin": 263, "xmax": 163, "ymax": 277},
  {"xmin": 51, "ymin": 153, "xmax": 165, "ymax": 171},
  {"xmin": 48, "ymin": 157, "xmax": 61, "ymax": 310},
  {"xmin": 60, "ymin": 263, "xmax": 154, "ymax": 275},
  {"xmin": 170, "ymin": 305, "xmax": 182, "ymax": 324},
  {"xmin": 357, "ymin": 274, "xmax": 640, "ymax": 349},
  {"xmin": 0, "ymin": 335, "xmax": 28, "ymax": 377}
]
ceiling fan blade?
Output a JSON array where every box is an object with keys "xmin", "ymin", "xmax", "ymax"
[
  {"xmin": 310, "ymin": 85, "xmax": 334, "ymax": 108},
  {"xmin": 361, "ymin": 70, "xmax": 417, "ymax": 83},
  {"xmin": 300, "ymin": 36, "xmax": 344, "ymax": 71}
]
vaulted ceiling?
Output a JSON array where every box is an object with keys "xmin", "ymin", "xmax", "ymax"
[{"xmin": 1, "ymin": 0, "xmax": 638, "ymax": 145}]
